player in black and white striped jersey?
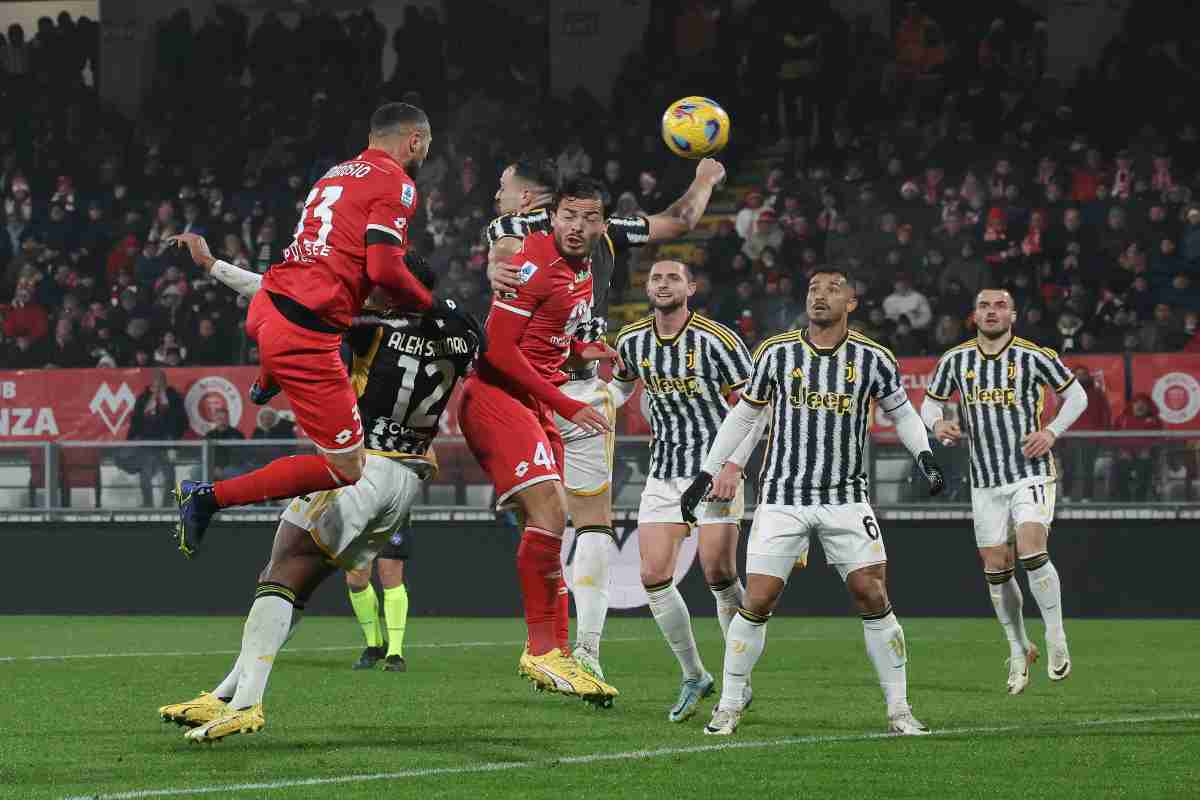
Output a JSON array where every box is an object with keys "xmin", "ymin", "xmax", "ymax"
[
  {"xmin": 485, "ymin": 157, "xmax": 727, "ymax": 684},
  {"xmin": 684, "ymin": 267, "xmax": 945, "ymax": 737},
  {"xmin": 922, "ymin": 289, "xmax": 1089, "ymax": 694},
  {"xmin": 611, "ymin": 260, "xmax": 757, "ymax": 722}
]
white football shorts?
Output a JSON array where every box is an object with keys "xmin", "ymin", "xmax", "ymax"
[
  {"xmin": 970, "ymin": 476, "xmax": 1056, "ymax": 549},
  {"xmin": 553, "ymin": 377, "xmax": 617, "ymax": 496},
  {"xmin": 747, "ymin": 502, "xmax": 887, "ymax": 581},
  {"xmin": 281, "ymin": 454, "xmax": 423, "ymax": 571},
  {"xmin": 638, "ymin": 475, "xmax": 745, "ymax": 529}
]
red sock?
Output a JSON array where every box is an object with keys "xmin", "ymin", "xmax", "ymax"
[
  {"xmin": 516, "ymin": 526, "xmax": 563, "ymax": 656},
  {"xmin": 556, "ymin": 577, "xmax": 569, "ymax": 653},
  {"xmin": 213, "ymin": 454, "xmax": 348, "ymax": 508}
]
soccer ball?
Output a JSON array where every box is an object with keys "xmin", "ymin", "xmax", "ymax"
[{"xmin": 661, "ymin": 96, "xmax": 730, "ymax": 159}]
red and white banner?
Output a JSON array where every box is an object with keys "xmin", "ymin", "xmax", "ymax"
[
  {"xmin": 0, "ymin": 353, "xmax": 1137, "ymax": 441},
  {"xmin": 1129, "ymin": 353, "xmax": 1200, "ymax": 429},
  {"xmin": 0, "ymin": 368, "xmax": 296, "ymax": 441}
]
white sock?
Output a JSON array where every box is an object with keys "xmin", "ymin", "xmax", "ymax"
[
  {"xmin": 228, "ymin": 592, "xmax": 294, "ymax": 710},
  {"xmin": 645, "ymin": 580, "xmax": 704, "ymax": 680},
  {"xmin": 862, "ymin": 607, "xmax": 909, "ymax": 715},
  {"xmin": 709, "ymin": 579, "xmax": 744, "ymax": 640},
  {"xmin": 572, "ymin": 527, "xmax": 613, "ymax": 658},
  {"xmin": 1022, "ymin": 553, "xmax": 1065, "ymax": 643},
  {"xmin": 986, "ymin": 570, "xmax": 1030, "ymax": 658},
  {"xmin": 212, "ymin": 602, "xmax": 303, "ymax": 699},
  {"xmin": 718, "ymin": 609, "xmax": 767, "ymax": 710}
]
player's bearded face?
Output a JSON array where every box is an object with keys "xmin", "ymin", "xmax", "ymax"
[
  {"xmin": 552, "ymin": 197, "xmax": 605, "ymax": 258},
  {"xmin": 975, "ymin": 292, "xmax": 1016, "ymax": 338},
  {"xmin": 806, "ymin": 275, "xmax": 855, "ymax": 325},
  {"xmin": 647, "ymin": 267, "xmax": 692, "ymax": 311}
]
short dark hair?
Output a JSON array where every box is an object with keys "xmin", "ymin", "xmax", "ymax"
[
  {"xmin": 511, "ymin": 158, "xmax": 557, "ymax": 193},
  {"xmin": 370, "ymin": 102, "xmax": 429, "ymax": 136},
  {"xmin": 554, "ymin": 176, "xmax": 605, "ymax": 211},
  {"xmin": 810, "ymin": 266, "xmax": 855, "ymax": 287}
]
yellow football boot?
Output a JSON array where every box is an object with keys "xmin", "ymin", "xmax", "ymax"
[
  {"xmin": 159, "ymin": 692, "xmax": 227, "ymax": 728},
  {"xmin": 184, "ymin": 704, "xmax": 265, "ymax": 743},
  {"xmin": 518, "ymin": 648, "xmax": 619, "ymax": 708}
]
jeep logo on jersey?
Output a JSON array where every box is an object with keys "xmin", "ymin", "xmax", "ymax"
[
  {"xmin": 401, "ymin": 183, "xmax": 415, "ymax": 207},
  {"xmin": 89, "ymin": 382, "xmax": 137, "ymax": 435},
  {"xmin": 560, "ymin": 522, "xmax": 698, "ymax": 610}
]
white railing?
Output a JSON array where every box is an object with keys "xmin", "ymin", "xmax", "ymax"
[{"xmin": 0, "ymin": 431, "xmax": 1196, "ymax": 516}]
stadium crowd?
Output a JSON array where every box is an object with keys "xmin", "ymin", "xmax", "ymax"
[{"xmin": 3, "ymin": 1, "xmax": 1200, "ymax": 384}]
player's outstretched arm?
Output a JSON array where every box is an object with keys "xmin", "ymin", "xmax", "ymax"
[
  {"xmin": 885, "ymin": 399, "xmax": 945, "ymax": 495},
  {"xmin": 682, "ymin": 400, "xmax": 763, "ymax": 521},
  {"xmin": 707, "ymin": 406, "xmax": 768, "ymax": 502},
  {"xmin": 484, "ymin": 303, "xmax": 608, "ymax": 434},
  {"xmin": 645, "ymin": 158, "xmax": 726, "ymax": 243}
]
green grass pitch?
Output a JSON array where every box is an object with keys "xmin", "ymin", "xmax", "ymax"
[{"xmin": 1, "ymin": 615, "xmax": 1197, "ymax": 799}]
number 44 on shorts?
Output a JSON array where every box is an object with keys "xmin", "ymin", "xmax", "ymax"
[{"xmin": 514, "ymin": 442, "xmax": 556, "ymax": 478}]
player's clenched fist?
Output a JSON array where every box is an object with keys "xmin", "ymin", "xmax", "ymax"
[
  {"xmin": 932, "ymin": 420, "xmax": 962, "ymax": 447},
  {"xmin": 695, "ymin": 158, "xmax": 726, "ymax": 186},
  {"xmin": 168, "ymin": 233, "xmax": 216, "ymax": 272}
]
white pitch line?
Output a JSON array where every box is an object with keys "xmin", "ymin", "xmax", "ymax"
[
  {"xmin": 60, "ymin": 712, "xmax": 1200, "ymax": 800},
  {"xmin": 0, "ymin": 635, "xmax": 867, "ymax": 664}
]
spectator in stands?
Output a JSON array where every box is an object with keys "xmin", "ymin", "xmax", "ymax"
[
  {"xmin": 882, "ymin": 274, "xmax": 932, "ymax": 331},
  {"xmin": 205, "ymin": 407, "xmax": 247, "ymax": 480},
  {"xmin": 1139, "ymin": 303, "xmax": 1189, "ymax": 351},
  {"xmin": 189, "ymin": 316, "xmax": 229, "ymax": 365},
  {"xmin": 742, "ymin": 208, "xmax": 783, "ymax": 261},
  {"xmin": 1112, "ymin": 394, "xmax": 1162, "ymax": 501},
  {"xmin": 44, "ymin": 317, "xmax": 89, "ymax": 368},
  {"xmin": 556, "ymin": 136, "xmax": 591, "ymax": 182},
  {"xmin": 3, "ymin": 281, "xmax": 47, "ymax": 354},
  {"xmin": 118, "ymin": 370, "xmax": 187, "ymax": 507}
]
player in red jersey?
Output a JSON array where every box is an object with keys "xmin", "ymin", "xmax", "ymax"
[
  {"xmin": 169, "ymin": 102, "xmax": 478, "ymax": 558},
  {"xmin": 460, "ymin": 177, "xmax": 620, "ymax": 704}
]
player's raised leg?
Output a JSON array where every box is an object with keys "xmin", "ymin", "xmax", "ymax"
[
  {"xmin": 346, "ymin": 565, "xmax": 386, "ymax": 670},
  {"xmin": 640, "ymin": 519, "xmax": 713, "ymax": 722}
]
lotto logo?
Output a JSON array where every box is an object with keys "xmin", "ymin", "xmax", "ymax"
[
  {"xmin": 334, "ymin": 429, "xmax": 353, "ymax": 445},
  {"xmin": 515, "ymin": 461, "xmax": 530, "ymax": 477}
]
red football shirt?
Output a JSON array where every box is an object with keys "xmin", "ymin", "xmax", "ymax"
[
  {"xmin": 476, "ymin": 231, "xmax": 594, "ymax": 416},
  {"xmin": 262, "ymin": 148, "xmax": 419, "ymax": 330}
]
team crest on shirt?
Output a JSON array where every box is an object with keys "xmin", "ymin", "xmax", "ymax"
[
  {"xmin": 641, "ymin": 358, "xmax": 652, "ymax": 369},
  {"xmin": 966, "ymin": 369, "xmax": 976, "ymax": 381},
  {"xmin": 845, "ymin": 364, "xmax": 856, "ymax": 383},
  {"xmin": 1007, "ymin": 363, "xmax": 1016, "ymax": 380},
  {"xmin": 686, "ymin": 349, "xmax": 696, "ymax": 370},
  {"xmin": 400, "ymin": 183, "xmax": 415, "ymax": 207}
]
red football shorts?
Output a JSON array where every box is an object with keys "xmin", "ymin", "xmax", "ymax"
[
  {"xmin": 246, "ymin": 291, "xmax": 363, "ymax": 453},
  {"xmin": 460, "ymin": 375, "xmax": 564, "ymax": 509}
]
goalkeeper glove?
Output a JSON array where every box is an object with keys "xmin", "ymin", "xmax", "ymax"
[
  {"xmin": 917, "ymin": 451, "xmax": 945, "ymax": 496},
  {"xmin": 680, "ymin": 471, "xmax": 713, "ymax": 524}
]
